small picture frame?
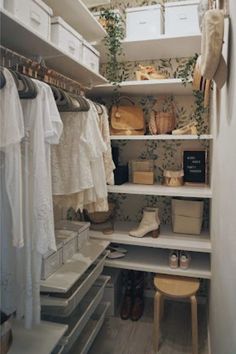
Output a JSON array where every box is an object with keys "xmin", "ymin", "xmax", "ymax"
[{"xmin": 183, "ymin": 149, "xmax": 207, "ymax": 185}]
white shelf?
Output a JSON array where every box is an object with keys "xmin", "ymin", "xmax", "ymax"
[
  {"xmin": 40, "ymin": 239, "xmax": 109, "ymax": 293},
  {"xmin": 110, "ymin": 134, "xmax": 213, "ymax": 141},
  {"xmin": 105, "ymin": 245, "xmax": 211, "ymax": 279},
  {"xmin": 0, "ymin": 9, "xmax": 107, "ymax": 87},
  {"xmin": 8, "ymin": 320, "xmax": 67, "ymax": 354},
  {"xmin": 43, "ymin": 0, "xmax": 106, "ymax": 42},
  {"xmin": 108, "ymin": 183, "xmax": 212, "ymax": 198},
  {"xmin": 90, "ymin": 222, "xmax": 211, "ymax": 253},
  {"xmin": 95, "ymin": 34, "xmax": 201, "ymax": 63},
  {"xmin": 89, "ymin": 79, "xmax": 192, "ymax": 97}
]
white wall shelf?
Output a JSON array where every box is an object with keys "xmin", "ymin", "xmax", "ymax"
[
  {"xmin": 95, "ymin": 34, "xmax": 201, "ymax": 63},
  {"xmin": 8, "ymin": 320, "xmax": 68, "ymax": 354},
  {"xmin": 108, "ymin": 183, "xmax": 212, "ymax": 198},
  {"xmin": 90, "ymin": 222, "xmax": 211, "ymax": 253},
  {"xmin": 89, "ymin": 79, "xmax": 192, "ymax": 97},
  {"xmin": 0, "ymin": 9, "xmax": 107, "ymax": 87},
  {"xmin": 110, "ymin": 134, "xmax": 213, "ymax": 141},
  {"xmin": 40, "ymin": 239, "xmax": 109, "ymax": 293},
  {"xmin": 105, "ymin": 245, "xmax": 211, "ymax": 279},
  {"xmin": 43, "ymin": 0, "xmax": 107, "ymax": 42}
]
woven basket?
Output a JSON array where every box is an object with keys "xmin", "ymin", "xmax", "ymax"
[
  {"xmin": 149, "ymin": 97, "xmax": 176, "ymax": 135},
  {"xmin": 163, "ymin": 169, "xmax": 184, "ymax": 187},
  {"xmin": 85, "ymin": 203, "xmax": 115, "ymax": 224}
]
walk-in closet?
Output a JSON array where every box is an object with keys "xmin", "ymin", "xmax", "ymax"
[{"xmin": 0, "ymin": 0, "xmax": 235, "ymax": 354}]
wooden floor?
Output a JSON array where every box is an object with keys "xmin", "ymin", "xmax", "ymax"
[{"xmin": 89, "ymin": 300, "xmax": 209, "ymax": 354}]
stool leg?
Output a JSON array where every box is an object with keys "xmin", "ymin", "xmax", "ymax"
[
  {"xmin": 190, "ymin": 295, "xmax": 198, "ymax": 354},
  {"xmin": 153, "ymin": 291, "xmax": 162, "ymax": 352},
  {"xmin": 160, "ymin": 295, "xmax": 164, "ymax": 320}
]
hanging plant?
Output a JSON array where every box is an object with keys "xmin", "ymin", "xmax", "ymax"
[
  {"xmin": 178, "ymin": 54, "xmax": 208, "ymax": 135},
  {"xmin": 99, "ymin": 9, "xmax": 125, "ymax": 96}
]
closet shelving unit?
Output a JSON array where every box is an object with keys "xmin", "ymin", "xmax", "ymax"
[
  {"xmin": 0, "ymin": 2, "xmax": 111, "ymax": 353},
  {"xmin": 90, "ymin": 29, "xmax": 213, "ymax": 280},
  {"xmin": 94, "ymin": 33, "xmax": 201, "ymax": 63},
  {"xmin": 0, "ymin": 8, "xmax": 107, "ymax": 87}
]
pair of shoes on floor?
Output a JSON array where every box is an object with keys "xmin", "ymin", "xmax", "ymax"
[
  {"xmin": 120, "ymin": 293, "xmax": 144, "ymax": 321},
  {"xmin": 129, "ymin": 207, "xmax": 160, "ymax": 238},
  {"xmin": 169, "ymin": 250, "xmax": 191, "ymax": 269},
  {"xmin": 107, "ymin": 244, "xmax": 127, "ymax": 259}
]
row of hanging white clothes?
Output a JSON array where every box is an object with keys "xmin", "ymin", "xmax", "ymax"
[{"xmin": 0, "ymin": 67, "xmax": 115, "ymax": 329}]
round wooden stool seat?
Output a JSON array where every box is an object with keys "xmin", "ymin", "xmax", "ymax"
[{"xmin": 154, "ymin": 274, "xmax": 200, "ymax": 298}]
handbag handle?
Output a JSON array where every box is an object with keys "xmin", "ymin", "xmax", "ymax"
[{"xmin": 115, "ymin": 96, "xmax": 135, "ymax": 106}]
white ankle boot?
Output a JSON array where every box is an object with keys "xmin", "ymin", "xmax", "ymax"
[{"xmin": 129, "ymin": 208, "xmax": 160, "ymax": 238}]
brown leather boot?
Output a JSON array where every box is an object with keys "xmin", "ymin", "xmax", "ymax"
[
  {"xmin": 120, "ymin": 271, "xmax": 133, "ymax": 320},
  {"xmin": 130, "ymin": 271, "xmax": 145, "ymax": 321}
]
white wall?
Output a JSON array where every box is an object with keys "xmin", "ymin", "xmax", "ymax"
[{"xmin": 210, "ymin": 1, "xmax": 236, "ymax": 353}]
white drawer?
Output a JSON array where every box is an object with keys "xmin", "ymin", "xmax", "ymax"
[
  {"xmin": 82, "ymin": 41, "xmax": 100, "ymax": 73},
  {"xmin": 41, "ymin": 248, "xmax": 63, "ymax": 280},
  {"xmin": 165, "ymin": 1, "xmax": 200, "ymax": 35},
  {"xmin": 126, "ymin": 5, "xmax": 164, "ymax": 40},
  {"xmin": 4, "ymin": 0, "xmax": 52, "ymax": 40},
  {"xmin": 43, "ymin": 276, "xmax": 110, "ymax": 354},
  {"xmin": 41, "ymin": 252, "xmax": 108, "ymax": 317},
  {"xmin": 55, "ymin": 220, "xmax": 90, "ymax": 251},
  {"xmin": 51, "ymin": 16, "xmax": 83, "ymax": 61}
]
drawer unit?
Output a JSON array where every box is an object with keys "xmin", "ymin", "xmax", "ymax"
[
  {"xmin": 41, "ymin": 252, "xmax": 108, "ymax": 317},
  {"xmin": 55, "ymin": 220, "xmax": 90, "ymax": 251},
  {"xmin": 41, "ymin": 247, "xmax": 63, "ymax": 280},
  {"xmin": 51, "ymin": 16, "xmax": 83, "ymax": 60},
  {"xmin": 125, "ymin": 5, "xmax": 164, "ymax": 41},
  {"xmin": 43, "ymin": 276, "xmax": 110, "ymax": 354},
  {"xmin": 55, "ymin": 230, "xmax": 77, "ymax": 263},
  {"xmin": 4, "ymin": 0, "xmax": 53, "ymax": 40},
  {"xmin": 82, "ymin": 40, "xmax": 100, "ymax": 73},
  {"xmin": 165, "ymin": 1, "xmax": 200, "ymax": 36}
]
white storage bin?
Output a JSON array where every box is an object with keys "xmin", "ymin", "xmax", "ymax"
[
  {"xmin": 4, "ymin": 0, "xmax": 52, "ymax": 40},
  {"xmin": 82, "ymin": 40, "xmax": 100, "ymax": 73},
  {"xmin": 125, "ymin": 5, "xmax": 164, "ymax": 41},
  {"xmin": 41, "ymin": 241, "xmax": 63, "ymax": 280},
  {"xmin": 55, "ymin": 230, "xmax": 77, "ymax": 263},
  {"xmin": 55, "ymin": 220, "xmax": 90, "ymax": 251},
  {"xmin": 165, "ymin": 1, "xmax": 200, "ymax": 36},
  {"xmin": 0, "ymin": 0, "xmax": 4, "ymax": 9},
  {"xmin": 51, "ymin": 16, "xmax": 83, "ymax": 60}
]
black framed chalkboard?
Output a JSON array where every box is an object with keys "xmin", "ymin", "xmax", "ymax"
[{"xmin": 183, "ymin": 150, "xmax": 207, "ymax": 184}]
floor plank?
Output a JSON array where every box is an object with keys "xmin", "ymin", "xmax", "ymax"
[{"xmin": 89, "ymin": 300, "xmax": 208, "ymax": 354}]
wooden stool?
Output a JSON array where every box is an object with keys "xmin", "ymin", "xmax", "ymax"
[{"xmin": 153, "ymin": 274, "xmax": 200, "ymax": 354}]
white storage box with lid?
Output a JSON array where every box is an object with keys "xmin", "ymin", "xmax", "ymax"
[
  {"xmin": 0, "ymin": 0, "xmax": 4, "ymax": 8},
  {"xmin": 125, "ymin": 5, "xmax": 164, "ymax": 41},
  {"xmin": 55, "ymin": 220, "xmax": 90, "ymax": 251},
  {"xmin": 4, "ymin": 0, "xmax": 53, "ymax": 40},
  {"xmin": 165, "ymin": 1, "xmax": 200, "ymax": 36},
  {"xmin": 82, "ymin": 40, "xmax": 100, "ymax": 73},
  {"xmin": 41, "ymin": 239, "xmax": 63, "ymax": 280},
  {"xmin": 172, "ymin": 198, "xmax": 204, "ymax": 235},
  {"xmin": 51, "ymin": 16, "xmax": 83, "ymax": 60},
  {"xmin": 55, "ymin": 230, "xmax": 77, "ymax": 263}
]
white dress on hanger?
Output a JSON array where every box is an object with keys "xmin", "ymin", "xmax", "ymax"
[
  {"xmin": 52, "ymin": 102, "xmax": 109, "ymax": 212},
  {"xmin": 0, "ymin": 68, "xmax": 24, "ymax": 315},
  {"xmin": 18, "ymin": 79, "xmax": 62, "ymax": 328}
]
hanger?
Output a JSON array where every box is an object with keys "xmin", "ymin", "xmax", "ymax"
[
  {"xmin": 17, "ymin": 73, "xmax": 37, "ymax": 99},
  {"xmin": 94, "ymin": 102, "xmax": 104, "ymax": 115},
  {"xmin": 57, "ymin": 89, "xmax": 90, "ymax": 112},
  {"xmin": 0, "ymin": 67, "xmax": 6, "ymax": 89},
  {"xmin": 51, "ymin": 85, "xmax": 62, "ymax": 103}
]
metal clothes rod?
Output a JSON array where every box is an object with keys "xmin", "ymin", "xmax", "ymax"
[{"xmin": 0, "ymin": 45, "xmax": 84, "ymax": 94}]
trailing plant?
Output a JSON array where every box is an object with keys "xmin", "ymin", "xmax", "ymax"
[
  {"xmin": 178, "ymin": 54, "xmax": 208, "ymax": 135},
  {"xmin": 100, "ymin": 9, "xmax": 125, "ymax": 97}
]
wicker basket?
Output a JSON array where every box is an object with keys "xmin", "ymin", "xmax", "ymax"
[
  {"xmin": 149, "ymin": 97, "xmax": 176, "ymax": 135},
  {"xmin": 85, "ymin": 203, "xmax": 115, "ymax": 224},
  {"xmin": 163, "ymin": 169, "xmax": 184, "ymax": 187}
]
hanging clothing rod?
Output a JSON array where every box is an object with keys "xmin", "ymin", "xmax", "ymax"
[{"xmin": 0, "ymin": 45, "xmax": 84, "ymax": 94}]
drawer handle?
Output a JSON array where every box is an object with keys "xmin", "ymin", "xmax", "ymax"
[
  {"xmin": 30, "ymin": 11, "xmax": 41, "ymax": 25},
  {"xmin": 139, "ymin": 21, "xmax": 147, "ymax": 25},
  {"xmin": 179, "ymin": 13, "xmax": 188, "ymax": 20},
  {"xmin": 68, "ymin": 41, "xmax": 76, "ymax": 53}
]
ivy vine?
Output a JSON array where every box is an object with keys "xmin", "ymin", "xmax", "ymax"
[{"xmin": 100, "ymin": 9, "xmax": 125, "ymax": 100}]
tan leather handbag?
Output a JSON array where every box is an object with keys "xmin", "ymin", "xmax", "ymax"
[
  {"xmin": 110, "ymin": 97, "xmax": 145, "ymax": 135},
  {"xmin": 149, "ymin": 97, "xmax": 176, "ymax": 135}
]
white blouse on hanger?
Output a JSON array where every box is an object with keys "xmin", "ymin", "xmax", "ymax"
[
  {"xmin": 17, "ymin": 79, "xmax": 63, "ymax": 328},
  {"xmin": 52, "ymin": 101, "xmax": 109, "ymax": 212},
  {"xmin": 0, "ymin": 68, "xmax": 24, "ymax": 315}
]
